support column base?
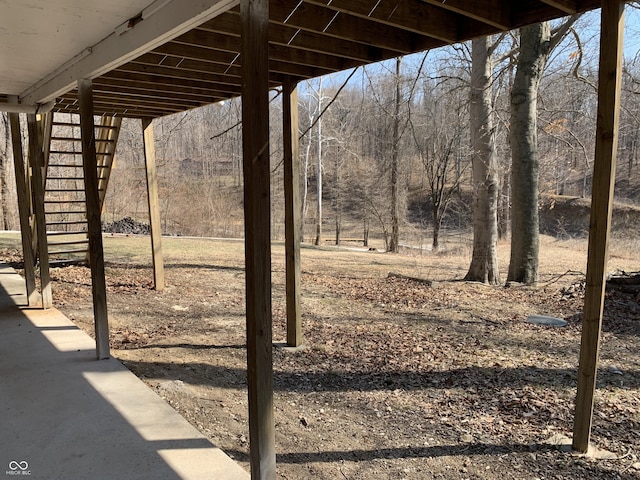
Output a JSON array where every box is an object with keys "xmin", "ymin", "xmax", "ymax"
[{"xmin": 545, "ymin": 434, "xmax": 617, "ymax": 459}]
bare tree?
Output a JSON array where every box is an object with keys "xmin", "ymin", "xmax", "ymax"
[
  {"xmin": 389, "ymin": 57, "xmax": 402, "ymax": 252},
  {"xmin": 411, "ymin": 74, "xmax": 468, "ymax": 250},
  {"xmin": 314, "ymin": 77, "xmax": 324, "ymax": 246},
  {"xmin": 465, "ymin": 37, "xmax": 501, "ymax": 284},
  {"xmin": 508, "ymin": 16, "xmax": 580, "ymax": 284}
]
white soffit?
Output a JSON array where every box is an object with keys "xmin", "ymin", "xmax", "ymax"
[
  {"xmin": 1, "ymin": 0, "xmax": 237, "ymax": 104},
  {"xmin": 0, "ymin": 0, "xmax": 152, "ymax": 96}
]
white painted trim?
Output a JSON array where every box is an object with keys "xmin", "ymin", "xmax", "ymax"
[
  {"xmin": 142, "ymin": 0, "xmax": 173, "ymax": 19},
  {"xmin": 0, "ymin": 100, "xmax": 55, "ymax": 114},
  {"xmin": 20, "ymin": 0, "xmax": 239, "ymax": 104}
]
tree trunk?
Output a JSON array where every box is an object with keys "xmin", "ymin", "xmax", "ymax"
[
  {"xmin": 432, "ymin": 204, "xmax": 441, "ymax": 250},
  {"xmin": 389, "ymin": 57, "xmax": 402, "ymax": 253},
  {"xmin": 497, "ymin": 169, "xmax": 510, "ymax": 240},
  {"xmin": 334, "ymin": 151, "xmax": 340, "ymax": 245},
  {"xmin": 0, "ymin": 113, "xmax": 18, "ymax": 230},
  {"xmin": 508, "ymin": 23, "xmax": 551, "ymax": 284},
  {"xmin": 363, "ymin": 216, "xmax": 369, "ymax": 247},
  {"xmin": 0, "ymin": 113, "xmax": 8, "ymax": 230},
  {"xmin": 465, "ymin": 37, "xmax": 500, "ymax": 284},
  {"xmin": 314, "ymin": 78, "xmax": 323, "ymax": 246}
]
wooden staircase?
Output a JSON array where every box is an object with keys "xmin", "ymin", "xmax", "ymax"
[{"xmin": 42, "ymin": 113, "xmax": 121, "ymax": 265}]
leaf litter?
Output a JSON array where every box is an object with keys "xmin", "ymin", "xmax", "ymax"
[{"xmin": 7, "ymin": 241, "xmax": 639, "ymax": 480}]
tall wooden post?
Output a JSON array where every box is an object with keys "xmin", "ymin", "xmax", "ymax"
[
  {"xmin": 240, "ymin": 0, "xmax": 276, "ymax": 478},
  {"xmin": 142, "ymin": 118, "xmax": 165, "ymax": 291},
  {"xmin": 78, "ymin": 79, "xmax": 110, "ymax": 360},
  {"xmin": 8, "ymin": 102, "xmax": 39, "ymax": 306},
  {"xmin": 26, "ymin": 114, "xmax": 53, "ymax": 309},
  {"xmin": 573, "ymin": 0, "xmax": 624, "ymax": 453},
  {"xmin": 283, "ymin": 77, "xmax": 302, "ymax": 347}
]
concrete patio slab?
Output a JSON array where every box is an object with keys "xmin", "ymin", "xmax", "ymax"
[{"xmin": 0, "ymin": 265, "xmax": 249, "ymax": 480}]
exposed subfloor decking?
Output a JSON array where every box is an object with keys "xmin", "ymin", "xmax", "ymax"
[{"xmin": 0, "ymin": 264, "xmax": 249, "ymax": 480}]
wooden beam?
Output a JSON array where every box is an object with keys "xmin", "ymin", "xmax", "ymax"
[
  {"xmin": 304, "ymin": 0, "xmax": 460, "ymax": 41},
  {"xmin": 240, "ymin": 0, "xmax": 276, "ymax": 477},
  {"xmin": 421, "ymin": 0, "xmax": 512, "ymax": 30},
  {"xmin": 151, "ymin": 43, "xmax": 241, "ymax": 68},
  {"xmin": 123, "ymin": 59, "xmax": 245, "ymax": 85},
  {"xmin": 54, "ymin": 102, "xmax": 172, "ymax": 120},
  {"xmin": 511, "ymin": 1, "xmax": 599, "ymax": 28},
  {"xmin": 104, "ymin": 67, "xmax": 243, "ymax": 95},
  {"xmin": 283, "ymin": 77, "xmax": 302, "ymax": 347},
  {"xmin": 142, "ymin": 118, "xmax": 165, "ymax": 292},
  {"xmin": 152, "ymin": 43, "xmax": 335, "ymax": 78},
  {"xmin": 573, "ymin": 0, "xmax": 625, "ymax": 454},
  {"xmin": 172, "ymin": 27, "xmax": 357, "ymax": 72},
  {"xmin": 539, "ymin": 0, "xmax": 579, "ymax": 14},
  {"xmin": 60, "ymin": 92, "xmax": 202, "ymax": 113},
  {"xmin": 78, "ymin": 79, "xmax": 110, "ymax": 360},
  {"xmin": 26, "ymin": 114, "xmax": 52, "ymax": 309},
  {"xmin": 92, "ymin": 79, "xmax": 229, "ymax": 104},
  {"xmin": 21, "ymin": 0, "xmax": 239, "ymax": 104},
  {"xmin": 8, "ymin": 104, "xmax": 39, "ymax": 306},
  {"xmin": 266, "ymin": 0, "xmax": 440, "ymax": 54},
  {"xmin": 200, "ymin": 12, "xmax": 406, "ymax": 62}
]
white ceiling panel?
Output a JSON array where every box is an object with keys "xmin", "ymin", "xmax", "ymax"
[{"xmin": 0, "ymin": 0, "xmax": 152, "ymax": 95}]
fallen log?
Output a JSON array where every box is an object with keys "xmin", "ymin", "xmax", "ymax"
[
  {"xmin": 387, "ymin": 272, "xmax": 435, "ymax": 286},
  {"xmin": 607, "ymin": 271, "xmax": 640, "ymax": 285},
  {"xmin": 606, "ymin": 271, "xmax": 640, "ymax": 295}
]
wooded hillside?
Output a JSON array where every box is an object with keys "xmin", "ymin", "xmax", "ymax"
[{"xmin": 1, "ymin": 10, "xmax": 639, "ymax": 249}]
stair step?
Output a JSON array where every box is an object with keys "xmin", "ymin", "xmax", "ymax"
[
  {"xmin": 46, "ymin": 177, "xmax": 84, "ymax": 181},
  {"xmin": 49, "ymin": 259, "xmax": 87, "ymax": 267},
  {"xmin": 51, "ymin": 136, "xmax": 115, "ymax": 143},
  {"xmin": 48, "ymin": 239, "xmax": 89, "ymax": 247},
  {"xmin": 44, "ymin": 210, "xmax": 86, "ymax": 215},
  {"xmin": 48, "ymin": 164, "xmax": 109, "ymax": 168},
  {"xmin": 45, "ymin": 200, "xmax": 86, "ymax": 204},
  {"xmin": 51, "ymin": 122, "xmax": 115, "ymax": 130},
  {"xmin": 49, "ymin": 248, "xmax": 89, "ymax": 256},
  {"xmin": 50, "ymin": 137, "xmax": 81, "ymax": 142},
  {"xmin": 46, "ymin": 220, "xmax": 87, "ymax": 226},
  {"xmin": 49, "ymin": 150, "xmax": 82, "ymax": 155},
  {"xmin": 50, "ymin": 150, "xmax": 110, "ymax": 156},
  {"xmin": 47, "ymin": 230, "xmax": 87, "ymax": 236},
  {"xmin": 45, "ymin": 189, "xmax": 84, "ymax": 193}
]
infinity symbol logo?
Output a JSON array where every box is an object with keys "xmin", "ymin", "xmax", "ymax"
[{"xmin": 8, "ymin": 461, "xmax": 28, "ymax": 471}]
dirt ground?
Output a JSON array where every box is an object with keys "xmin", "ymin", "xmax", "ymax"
[{"xmin": 6, "ymin": 234, "xmax": 640, "ymax": 479}]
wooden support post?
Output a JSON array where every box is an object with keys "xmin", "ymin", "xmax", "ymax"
[
  {"xmin": 240, "ymin": 0, "xmax": 276, "ymax": 478},
  {"xmin": 8, "ymin": 104, "xmax": 39, "ymax": 306},
  {"xmin": 142, "ymin": 118, "xmax": 165, "ymax": 291},
  {"xmin": 26, "ymin": 114, "xmax": 53, "ymax": 309},
  {"xmin": 78, "ymin": 79, "xmax": 110, "ymax": 360},
  {"xmin": 283, "ymin": 77, "xmax": 302, "ymax": 347},
  {"xmin": 572, "ymin": 0, "xmax": 624, "ymax": 454}
]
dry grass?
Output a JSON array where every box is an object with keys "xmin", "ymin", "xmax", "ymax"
[{"xmin": 1, "ymin": 231, "xmax": 639, "ymax": 479}]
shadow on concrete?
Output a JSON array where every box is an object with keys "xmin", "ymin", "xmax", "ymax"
[{"xmin": 0, "ymin": 265, "xmax": 248, "ymax": 480}]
